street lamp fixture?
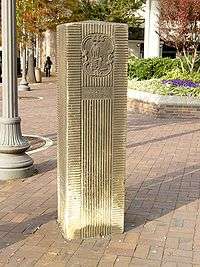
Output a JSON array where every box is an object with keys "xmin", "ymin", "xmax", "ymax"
[{"xmin": 0, "ymin": 0, "xmax": 34, "ymax": 180}]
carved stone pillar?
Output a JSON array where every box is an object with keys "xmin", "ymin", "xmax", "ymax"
[
  {"xmin": 57, "ymin": 21, "xmax": 128, "ymax": 239},
  {"xmin": 0, "ymin": 0, "xmax": 34, "ymax": 180}
]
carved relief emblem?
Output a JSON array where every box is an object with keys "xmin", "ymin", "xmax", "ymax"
[{"xmin": 82, "ymin": 34, "xmax": 114, "ymax": 77}]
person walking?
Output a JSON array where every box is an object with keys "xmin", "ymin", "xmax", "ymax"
[{"xmin": 44, "ymin": 56, "xmax": 53, "ymax": 77}]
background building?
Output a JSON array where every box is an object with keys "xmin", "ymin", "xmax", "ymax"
[{"xmin": 129, "ymin": 0, "xmax": 176, "ymax": 59}]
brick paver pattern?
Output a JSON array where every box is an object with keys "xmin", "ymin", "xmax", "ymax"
[{"xmin": 0, "ymin": 79, "xmax": 200, "ymax": 266}]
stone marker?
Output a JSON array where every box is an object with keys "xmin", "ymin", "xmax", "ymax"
[{"xmin": 57, "ymin": 21, "xmax": 128, "ymax": 239}]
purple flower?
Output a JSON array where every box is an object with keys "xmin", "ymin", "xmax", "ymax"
[{"xmin": 162, "ymin": 79, "xmax": 200, "ymax": 88}]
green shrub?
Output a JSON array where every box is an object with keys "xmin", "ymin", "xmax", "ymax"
[
  {"xmin": 128, "ymin": 57, "xmax": 180, "ymax": 80},
  {"xmin": 128, "ymin": 58, "xmax": 152, "ymax": 80}
]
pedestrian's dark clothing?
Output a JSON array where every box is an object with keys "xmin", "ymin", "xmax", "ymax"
[{"xmin": 44, "ymin": 57, "xmax": 53, "ymax": 77}]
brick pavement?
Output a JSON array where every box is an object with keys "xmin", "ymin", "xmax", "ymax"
[{"xmin": 0, "ymin": 78, "xmax": 200, "ymax": 266}]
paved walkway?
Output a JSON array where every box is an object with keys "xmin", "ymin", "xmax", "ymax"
[{"xmin": 0, "ymin": 79, "xmax": 200, "ymax": 266}]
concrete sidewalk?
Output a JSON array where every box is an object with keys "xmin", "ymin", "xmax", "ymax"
[{"xmin": 0, "ymin": 79, "xmax": 200, "ymax": 266}]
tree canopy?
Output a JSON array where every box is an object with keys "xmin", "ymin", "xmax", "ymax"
[
  {"xmin": 79, "ymin": 0, "xmax": 144, "ymax": 27},
  {"xmin": 159, "ymin": 0, "xmax": 200, "ymax": 72},
  {"xmin": 16, "ymin": 0, "xmax": 144, "ymax": 40},
  {"xmin": 16, "ymin": 0, "xmax": 81, "ymax": 43}
]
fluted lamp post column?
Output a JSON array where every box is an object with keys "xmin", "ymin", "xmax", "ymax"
[{"xmin": 0, "ymin": 0, "xmax": 34, "ymax": 180}]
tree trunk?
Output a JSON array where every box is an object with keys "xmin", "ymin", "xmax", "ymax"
[
  {"xmin": 35, "ymin": 34, "xmax": 42, "ymax": 83},
  {"xmin": 27, "ymin": 46, "xmax": 36, "ymax": 84},
  {"xmin": 36, "ymin": 34, "xmax": 41, "ymax": 69},
  {"xmin": 19, "ymin": 45, "xmax": 30, "ymax": 91}
]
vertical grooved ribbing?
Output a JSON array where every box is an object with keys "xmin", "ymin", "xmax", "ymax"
[
  {"xmin": 57, "ymin": 23, "xmax": 82, "ymax": 239},
  {"xmin": 81, "ymin": 99, "xmax": 112, "ymax": 238}
]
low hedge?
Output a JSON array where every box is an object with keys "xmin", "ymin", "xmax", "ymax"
[{"xmin": 128, "ymin": 57, "xmax": 181, "ymax": 80}]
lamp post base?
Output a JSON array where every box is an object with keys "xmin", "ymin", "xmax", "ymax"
[
  {"xmin": 0, "ymin": 117, "xmax": 35, "ymax": 180},
  {"xmin": 18, "ymin": 82, "xmax": 30, "ymax": 91},
  {"xmin": 0, "ymin": 153, "xmax": 35, "ymax": 180},
  {"xmin": 19, "ymin": 77, "xmax": 30, "ymax": 91}
]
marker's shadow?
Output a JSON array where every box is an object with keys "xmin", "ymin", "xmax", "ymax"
[
  {"xmin": 0, "ymin": 211, "xmax": 57, "ymax": 250},
  {"xmin": 0, "ymin": 164, "xmax": 199, "ymax": 250},
  {"xmin": 125, "ymin": 163, "xmax": 200, "ymax": 231}
]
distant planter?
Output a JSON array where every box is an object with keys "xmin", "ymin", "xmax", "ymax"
[{"xmin": 128, "ymin": 89, "xmax": 200, "ymax": 118}]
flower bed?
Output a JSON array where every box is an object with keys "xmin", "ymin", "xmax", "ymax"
[
  {"xmin": 128, "ymin": 56, "xmax": 200, "ymax": 117},
  {"xmin": 128, "ymin": 79, "xmax": 200, "ymax": 98},
  {"xmin": 162, "ymin": 79, "xmax": 200, "ymax": 88}
]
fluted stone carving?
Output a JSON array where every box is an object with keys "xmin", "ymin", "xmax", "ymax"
[
  {"xmin": 0, "ymin": 0, "xmax": 34, "ymax": 180},
  {"xmin": 57, "ymin": 21, "xmax": 128, "ymax": 239}
]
